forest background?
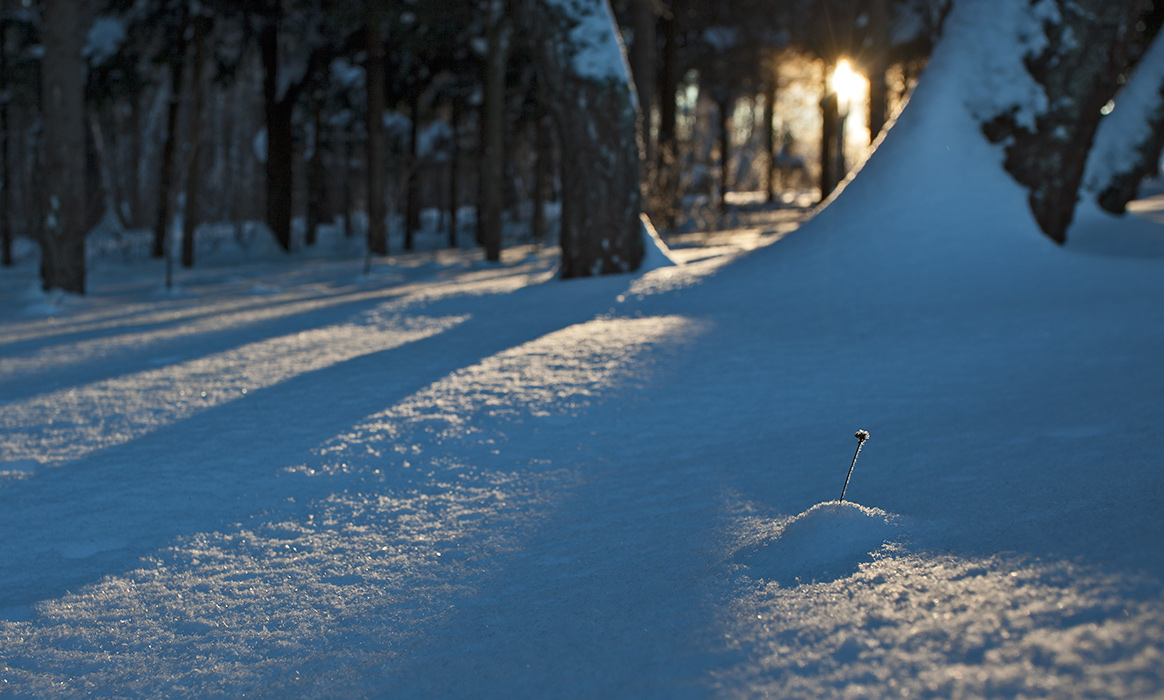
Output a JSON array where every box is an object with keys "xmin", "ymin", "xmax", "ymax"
[{"xmin": 2, "ymin": 0, "xmax": 1164, "ymax": 294}]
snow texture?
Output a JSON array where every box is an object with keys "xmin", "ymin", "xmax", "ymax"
[
  {"xmin": 959, "ymin": 0, "xmax": 1049, "ymax": 131},
  {"xmin": 2, "ymin": 0, "xmax": 1164, "ymax": 696},
  {"xmin": 545, "ymin": 0, "xmax": 635, "ymax": 85}
]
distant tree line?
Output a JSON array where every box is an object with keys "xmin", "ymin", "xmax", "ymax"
[
  {"xmin": 2, "ymin": 0, "xmax": 952, "ymax": 293},
  {"xmin": 4, "ymin": 0, "xmax": 1161, "ymax": 294}
]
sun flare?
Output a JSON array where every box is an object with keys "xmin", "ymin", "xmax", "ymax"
[{"xmin": 831, "ymin": 59, "xmax": 867, "ymax": 108}]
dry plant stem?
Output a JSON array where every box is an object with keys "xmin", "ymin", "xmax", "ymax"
[{"xmin": 840, "ymin": 431, "xmax": 869, "ymax": 502}]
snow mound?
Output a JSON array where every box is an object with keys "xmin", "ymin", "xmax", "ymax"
[
  {"xmin": 18, "ymin": 283, "xmax": 75, "ymax": 317},
  {"xmin": 738, "ymin": 502, "xmax": 907, "ymax": 587},
  {"xmin": 639, "ymin": 213, "xmax": 679, "ymax": 271}
]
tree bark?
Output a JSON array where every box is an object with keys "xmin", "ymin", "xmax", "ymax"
[
  {"xmin": 181, "ymin": 15, "xmax": 208, "ymax": 268},
  {"xmin": 530, "ymin": 0, "xmax": 644, "ymax": 277},
  {"xmin": 154, "ymin": 22, "xmax": 187, "ymax": 259},
  {"xmin": 342, "ymin": 130, "xmax": 353, "ymax": 238},
  {"xmin": 261, "ymin": 19, "xmax": 294, "ymax": 252},
  {"xmin": 820, "ymin": 84, "xmax": 838, "ymax": 201},
  {"xmin": 365, "ymin": 6, "xmax": 389, "ymax": 255},
  {"xmin": 306, "ymin": 94, "xmax": 325, "ymax": 246},
  {"xmin": 982, "ymin": 0, "xmax": 1150, "ymax": 243},
  {"xmin": 404, "ymin": 88, "xmax": 421, "ymax": 251},
  {"xmin": 655, "ymin": 0, "xmax": 680, "ymax": 227},
  {"xmin": 716, "ymin": 95, "xmax": 731, "ymax": 213},
  {"xmin": 533, "ymin": 110, "xmax": 550, "ymax": 241},
  {"xmin": 628, "ymin": 0, "xmax": 655, "ymax": 164},
  {"xmin": 866, "ymin": 0, "xmax": 891, "ymax": 142},
  {"xmin": 481, "ymin": 5, "xmax": 509, "ymax": 263},
  {"xmin": 448, "ymin": 98, "xmax": 460, "ymax": 248},
  {"xmin": 764, "ymin": 75, "xmax": 777, "ymax": 203},
  {"xmin": 40, "ymin": 0, "xmax": 87, "ymax": 293},
  {"xmin": 1, "ymin": 13, "xmax": 11, "ymax": 267}
]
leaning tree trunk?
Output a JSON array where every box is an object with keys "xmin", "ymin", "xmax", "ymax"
[
  {"xmin": 866, "ymin": 0, "xmax": 891, "ymax": 143},
  {"xmin": 528, "ymin": 0, "xmax": 644, "ymax": 277},
  {"xmin": 1083, "ymin": 31, "xmax": 1164, "ymax": 214},
  {"xmin": 981, "ymin": 0, "xmax": 1151, "ymax": 243},
  {"xmin": 40, "ymin": 0, "xmax": 87, "ymax": 293}
]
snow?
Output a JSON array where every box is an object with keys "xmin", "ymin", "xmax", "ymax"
[
  {"xmin": 83, "ymin": 17, "xmax": 126, "ymax": 67},
  {"xmin": 1083, "ymin": 30, "xmax": 1164, "ymax": 195},
  {"xmin": 545, "ymin": 0, "xmax": 635, "ymax": 85},
  {"xmin": 3, "ymin": 0, "xmax": 1164, "ymax": 696},
  {"xmin": 959, "ymin": 0, "xmax": 1049, "ymax": 132}
]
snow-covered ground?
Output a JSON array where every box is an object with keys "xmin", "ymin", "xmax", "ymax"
[{"xmin": 4, "ymin": 2, "xmax": 1164, "ymax": 697}]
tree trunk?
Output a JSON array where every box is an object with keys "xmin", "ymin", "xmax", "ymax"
[
  {"xmin": 530, "ymin": 0, "xmax": 644, "ymax": 277},
  {"xmin": 181, "ymin": 15, "xmax": 208, "ymax": 268},
  {"xmin": 365, "ymin": 6, "xmax": 389, "ymax": 255},
  {"xmin": 866, "ymin": 0, "xmax": 891, "ymax": 142},
  {"xmin": 40, "ymin": 0, "xmax": 87, "ymax": 293},
  {"xmin": 716, "ymin": 96, "xmax": 731, "ymax": 213},
  {"xmin": 261, "ymin": 19, "xmax": 294, "ymax": 252},
  {"xmin": 533, "ymin": 111, "xmax": 550, "ymax": 241},
  {"xmin": 764, "ymin": 76, "xmax": 777, "ymax": 203},
  {"xmin": 405, "ymin": 89, "xmax": 420, "ymax": 251},
  {"xmin": 1084, "ymin": 31, "xmax": 1164, "ymax": 214},
  {"xmin": 628, "ymin": 0, "xmax": 655, "ymax": 164},
  {"xmin": 1, "ymin": 15, "xmax": 11, "ymax": 267},
  {"xmin": 154, "ymin": 32, "xmax": 187, "ymax": 259},
  {"xmin": 820, "ymin": 83, "xmax": 839, "ymax": 201},
  {"xmin": 481, "ymin": 6, "xmax": 509, "ymax": 263},
  {"xmin": 981, "ymin": 0, "xmax": 1150, "ymax": 243},
  {"xmin": 655, "ymin": 0, "xmax": 680, "ymax": 227},
  {"xmin": 343, "ymin": 130, "xmax": 353, "ymax": 238},
  {"xmin": 306, "ymin": 94, "xmax": 325, "ymax": 246},
  {"xmin": 448, "ymin": 98, "xmax": 460, "ymax": 248},
  {"xmin": 657, "ymin": 0, "xmax": 678, "ymax": 164}
]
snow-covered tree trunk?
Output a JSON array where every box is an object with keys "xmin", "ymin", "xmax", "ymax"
[
  {"xmin": 980, "ymin": 0, "xmax": 1149, "ymax": 243},
  {"xmin": 40, "ymin": 0, "xmax": 88, "ymax": 293},
  {"xmin": 527, "ymin": 0, "xmax": 644, "ymax": 277},
  {"xmin": 1083, "ymin": 31, "xmax": 1164, "ymax": 215}
]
